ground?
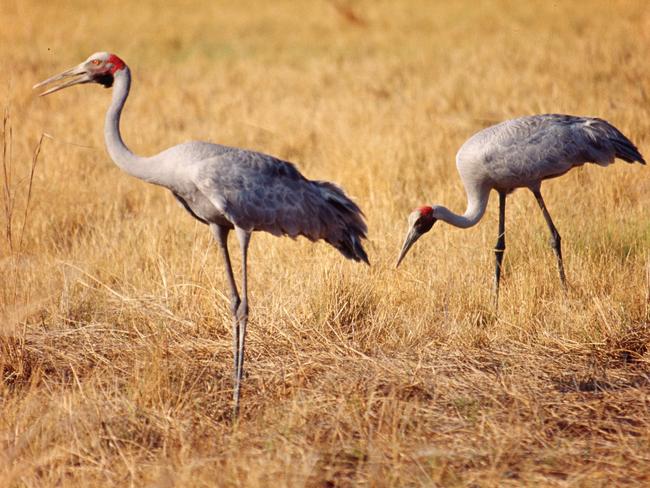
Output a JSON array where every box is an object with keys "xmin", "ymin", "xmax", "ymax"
[{"xmin": 1, "ymin": 0, "xmax": 649, "ymax": 486}]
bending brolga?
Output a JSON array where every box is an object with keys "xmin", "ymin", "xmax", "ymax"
[
  {"xmin": 397, "ymin": 114, "xmax": 644, "ymax": 302},
  {"xmin": 35, "ymin": 52, "xmax": 369, "ymax": 416}
]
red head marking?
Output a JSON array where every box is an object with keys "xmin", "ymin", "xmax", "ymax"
[
  {"xmin": 418, "ymin": 206, "xmax": 433, "ymax": 216},
  {"xmin": 108, "ymin": 54, "xmax": 126, "ymax": 74}
]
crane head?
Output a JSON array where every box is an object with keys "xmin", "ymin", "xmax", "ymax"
[
  {"xmin": 33, "ymin": 52, "xmax": 126, "ymax": 96},
  {"xmin": 396, "ymin": 206, "xmax": 436, "ymax": 268}
]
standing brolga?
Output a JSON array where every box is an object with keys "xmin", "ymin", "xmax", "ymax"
[
  {"xmin": 396, "ymin": 114, "xmax": 645, "ymax": 302},
  {"xmin": 34, "ymin": 52, "xmax": 369, "ymax": 417}
]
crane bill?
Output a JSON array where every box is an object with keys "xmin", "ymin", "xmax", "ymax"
[
  {"xmin": 396, "ymin": 226, "xmax": 423, "ymax": 268},
  {"xmin": 33, "ymin": 65, "xmax": 90, "ymax": 96}
]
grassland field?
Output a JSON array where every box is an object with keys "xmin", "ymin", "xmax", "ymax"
[{"xmin": 1, "ymin": 0, "xmax": 650, "ymax": 486}]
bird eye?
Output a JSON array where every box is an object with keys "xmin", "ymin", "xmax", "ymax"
[{"xmin": 91, "ymin": 59, "xmax": 101, "ymax": 66}]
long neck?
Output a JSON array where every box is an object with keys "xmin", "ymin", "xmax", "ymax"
[
  {"xmin": 104, "ymin": 68, "xmax": 169, "ymax": 185},
  {"xmin": 433, "ymin": 183, "xmax": 490, "ymax": 229}
]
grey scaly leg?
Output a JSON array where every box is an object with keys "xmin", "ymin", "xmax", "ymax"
[
  {"xmin": 211, "ymin": 225, "xmax": 242, "ymax": 409},
  {"xmin": 494, "ymin": 191, "xmax": 507, "ymax": 306},
  {"xmin": 532, "ymin": 189, "xmax": 567, "ymax": 289},
  {"xmin": 232, "ymin": 226, "xmax": 251, "ymax": 417}
]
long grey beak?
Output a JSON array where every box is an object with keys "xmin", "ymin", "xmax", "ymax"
[
  {"xmin": 396, "ymin": 226, "xmax": 423, "ymax": 268},
  {"xmin": 33, "ymin": 64, "xmax": 90, "ymax": 96}
]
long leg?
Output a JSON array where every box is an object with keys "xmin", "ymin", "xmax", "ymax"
[
  {"xmin": 494, "ymin": 191, "xmax": 507, "ymax": 305},
  {"xmin": 233, "ymin": 226, "xmax": 251, "ymax": 417},
  {"xmin": 532, "ymin": 189, "xmax": 567, "ymax": 288},
  {"xmin": 210, "ymin": 225, "xmax": 241, "ymax": 389}
]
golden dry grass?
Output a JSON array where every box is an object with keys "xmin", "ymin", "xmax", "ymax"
[{"xmin": 1, "ymin": 0, "xmax": 650, "ymax": 486}]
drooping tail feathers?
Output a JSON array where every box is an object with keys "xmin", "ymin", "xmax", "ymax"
[
  {"xmin": 315, "ymin": 181, "xmax": 369, "ymax": 265},
  {"xmin": 588, "ymin": 118, "xmax": 646, "ymax": 165}
]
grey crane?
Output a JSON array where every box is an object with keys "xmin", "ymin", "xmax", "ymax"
[
  {"xmin": 396, "ymin": 114, "xmax": 644, "ymax": 302},
  {"xmin": 34, "ymin": 52, "xmax": 369, "ymax": 416}
]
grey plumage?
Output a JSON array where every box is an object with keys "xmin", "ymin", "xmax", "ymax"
[
  {"xmin": 179, "ymin": 146, "xmax": 368, "ymax": 263},
  {"xmin": 34, "ymin": 51, "xmax": 368, "ymax": 418},
  {"xmin": 457, "ymin": 114, "xmax": 644, "ymax": 193},
  {"xmin": 397, "ymin": 113, "xmax": 644, "ymax": 304}
]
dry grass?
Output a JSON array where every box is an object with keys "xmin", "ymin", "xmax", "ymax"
[{"xmin": 1, "ymin": 0, "xmax": 650, "ymax": 486}]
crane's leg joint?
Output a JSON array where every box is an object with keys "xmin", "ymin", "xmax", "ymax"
[
  {"xmin": 236, "ymin": 300, "xmax": 248, "ymax": 322},
  {"xmin": 550, "ymin": 231, "xmax": 561, "ymax": 252},
  {"xmin": 230, "ymin": 295, "xmax": 241, "ymax": 316}
]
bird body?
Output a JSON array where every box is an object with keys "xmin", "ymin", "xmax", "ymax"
[
  {"xmin": 154, "ymin": 141, "xmax": 367, "ymax": 257},
  {"xmin": 397, "ymin": 113, "xmax": 644, "ymax": 302},
  {"xmin": 456, "ymin": 114, "xmax": 644, "ymax": 193},
  {"xmin": 35, "ymin": 52, "xmax": 368, "ymax": 416}
]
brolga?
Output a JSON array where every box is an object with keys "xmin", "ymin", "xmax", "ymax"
[
  {"xmin": 34, "ymin": 52, "xmax": 369, "ymax": 416},
  {"xmin": 396, "ymin": 114, "xmax": 645, "ymax": 303}
]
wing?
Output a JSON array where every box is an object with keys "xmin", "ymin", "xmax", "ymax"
[
  {"xmin": 496, "ymin": 115, "xmax": 594, "ymax": 180},
  {"xmin": 191, "ymin": 149, "xmax": 351, "ymax": 240},
  {"xmin": 464, "ymin": 114, "xmax": 644, "ymax": 184}
]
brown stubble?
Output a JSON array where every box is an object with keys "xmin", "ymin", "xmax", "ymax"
[{"xmin": 1, "ymin": 0, "xmax": 650, "ymax": 486}]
